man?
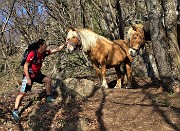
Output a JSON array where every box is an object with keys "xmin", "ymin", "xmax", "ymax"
[{"xmin": 12, "ymin": 39, "xmax": 66, "ymax": 121}]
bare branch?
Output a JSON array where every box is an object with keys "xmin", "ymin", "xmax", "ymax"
[{"xmin": 1, "ymin": 0, "xmax": 16, "ymax": 35}]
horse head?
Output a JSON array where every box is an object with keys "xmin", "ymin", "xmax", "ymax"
[
  {"xmin": 66, "ymin": 27, "xmax": 81, "ymax": 53},
  {"xmin": 127, "ymin": 23, "xmax": 145, "ymax": 56}
]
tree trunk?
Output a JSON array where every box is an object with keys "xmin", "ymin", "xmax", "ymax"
[
  {"xmin": 145, "ymin": 0, "xmax": 180, "ymax": 92},
  {"xmin": 116, "ymin": 0, "xmax": 125, "ymax": 39},
  {"xmin": 162, "ymin": 0, "xmax": 180, "ymax": 77}
]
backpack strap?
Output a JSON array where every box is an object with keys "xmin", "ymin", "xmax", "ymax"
[
  {"xmin": 28, "ymin": 50, "xmax": 38, "ymax": 74},
  {"xmin": 29, "ymin": 50, "xmax": 48, "ymax": 65},
  {"xmin": 31, "ymin": 50, "xmax": 46, "ymax": 64},
  {"xmin": 32, "ymin": 50, "xmax": 38, "ymax": 64}
]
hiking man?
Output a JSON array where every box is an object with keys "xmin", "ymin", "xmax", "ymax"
[{"xmin": 12, "ymin": 39, "xmax": 66, "ymax": 121}]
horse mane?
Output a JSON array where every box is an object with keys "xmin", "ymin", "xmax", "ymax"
[
  {"xmin": 126, "ymin": 23, "xmax": 144, "ymax": 41},
  {"xmin": 126, "ymin": 27, "xmax": 136, "ymax": 41},
  {"xmin": 76, "ymin": 28, "xmax": 113, "ymax": 51}
]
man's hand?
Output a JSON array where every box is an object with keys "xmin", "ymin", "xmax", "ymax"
[
  {"xmin": 27, "ymin": 78, "xmax": 31, "ymax": 85},
  {"xmin": 50, "ymin": 43, "xmax": 66, "ymax": 54}
]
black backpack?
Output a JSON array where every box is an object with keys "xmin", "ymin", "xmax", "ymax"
[
  {"xmin": 20, "ymin": 50, "xmax": 38, "ymax": 66},
  {"xmin": 20, "ymin": 42, "xmax": 39, "ymax": 66}
]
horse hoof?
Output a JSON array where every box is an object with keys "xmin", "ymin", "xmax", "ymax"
[
  {"xmin": 114, "ymin": 86, "xmax": 121, "ymax": 89},
  {"xmin": 101, "ymin": 84, "xmax": 108, "ymax": 88},
  {"xmin": 125, "ymin": 86, "xmax": 131, "ymax": 89}
]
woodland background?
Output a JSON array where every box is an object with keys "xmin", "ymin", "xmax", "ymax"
[{"xmin": 0, "ymin": 0, "xmax": 180, "ymax": 130}]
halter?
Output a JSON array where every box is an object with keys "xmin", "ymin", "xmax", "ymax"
[{"xmin": 67, "ymin": 41, "xmax": 77, "ymax": 47}]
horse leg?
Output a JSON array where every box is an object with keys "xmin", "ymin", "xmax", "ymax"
[
  {"xmin": 101, "ymin": 64, "xmax": 108, "ymax": 88},
  {"xmin": 92, "ymin": 63, "xmax": 102, "ymax": 87},
  {"xmin": 125, "ymin": 61, "xmax": 132, "ymax": 89},
  {"xmin": 115, "ymin": 66, "xmax": 122, "ymax": 88}
]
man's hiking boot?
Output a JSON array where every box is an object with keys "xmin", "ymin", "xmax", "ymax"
[
  {"xmin": 46, "ymin": 96, "xmax": 55, "ymax": 102},
  {"xmin": 12, "ymin": 110, "xmax": 20, "ymax": 122}
]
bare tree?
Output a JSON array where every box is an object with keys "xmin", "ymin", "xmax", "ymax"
[{"xmin": 0, "ymin": 0, "xmax": 16, "ymax": 74}]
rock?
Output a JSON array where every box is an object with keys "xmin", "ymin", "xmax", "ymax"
[{"xmin": 63, "ymin": 78, "xmax": 95, "ymax": 97}]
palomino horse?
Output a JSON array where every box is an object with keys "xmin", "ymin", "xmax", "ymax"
[
  {"xmin": 126, "ymin": 23, "xmax": 145, "ymax": 56},
  {"xmin": 66, "ymin": 27, "xmax": 132, "ymax": 88}
]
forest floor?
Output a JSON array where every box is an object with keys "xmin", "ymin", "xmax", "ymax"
[{"xmin": 0, "ymin": 74, "xmax": 180, "ymax": 131}]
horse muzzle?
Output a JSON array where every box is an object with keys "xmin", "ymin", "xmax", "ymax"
[
  {"xmin": 128, "ymin": 48, "xmax": 137, "ymax": 57},
  {"xmin": 66, "ymin": 43, "xmax": 76, "ymax": 53}
]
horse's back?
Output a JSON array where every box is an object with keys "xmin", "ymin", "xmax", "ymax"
[{"xmin": 88, "ymin": 38, "xmax": 128, "ymax": 66}]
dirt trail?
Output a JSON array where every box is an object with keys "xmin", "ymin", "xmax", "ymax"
[
  {"xmin": 80, "ymin": 87, "xmax": 180, "ymax": 130},
  {"xmin": 0, "ymin": 83, "xmax": 180, "ymax": 130}
]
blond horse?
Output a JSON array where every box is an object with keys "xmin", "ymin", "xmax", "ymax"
[{"xmin": 66, "ymin": 27, "xmax": 132, "ymax": 88}]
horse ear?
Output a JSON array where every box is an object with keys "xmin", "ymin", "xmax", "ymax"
[
  {"xmin": 69, "ymin": 26, "xmax": 76, "ymax": 31},
  {"xmin": 131, "ymin": 23, "xmax": 144, "ymax": 31},
  {"xmin": 66, "ymin": 26, "xmax": 76, "ymax": 33},
  {"xmin": 131, "ymin": 23, "xmax": 137, "ymax": 31},
  {"xmin": 136, "ymin": 23, "xmax": 144, "ymax": 30}
]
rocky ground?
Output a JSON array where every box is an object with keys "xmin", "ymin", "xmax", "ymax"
[{"xmin": 0, "ymin": 74, "xmax": 180, "ymax": 131}]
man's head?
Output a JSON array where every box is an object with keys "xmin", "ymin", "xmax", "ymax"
[{"xmin": 36, "ymin": 39, "xmax": 47, "ymax": 52}]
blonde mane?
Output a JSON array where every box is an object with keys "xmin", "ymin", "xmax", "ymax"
[
  {"xmin": 77, "ymin": 28, "xmax": 112, "ymax": 51},
  {"xmin": 126, "ymin": 23, "xmax": 144, "ymax": 41}
]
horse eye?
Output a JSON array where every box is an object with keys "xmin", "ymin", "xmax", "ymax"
[{"xmin": 134, "ymin": 35, "xmax": 138, "ymax": 39}]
